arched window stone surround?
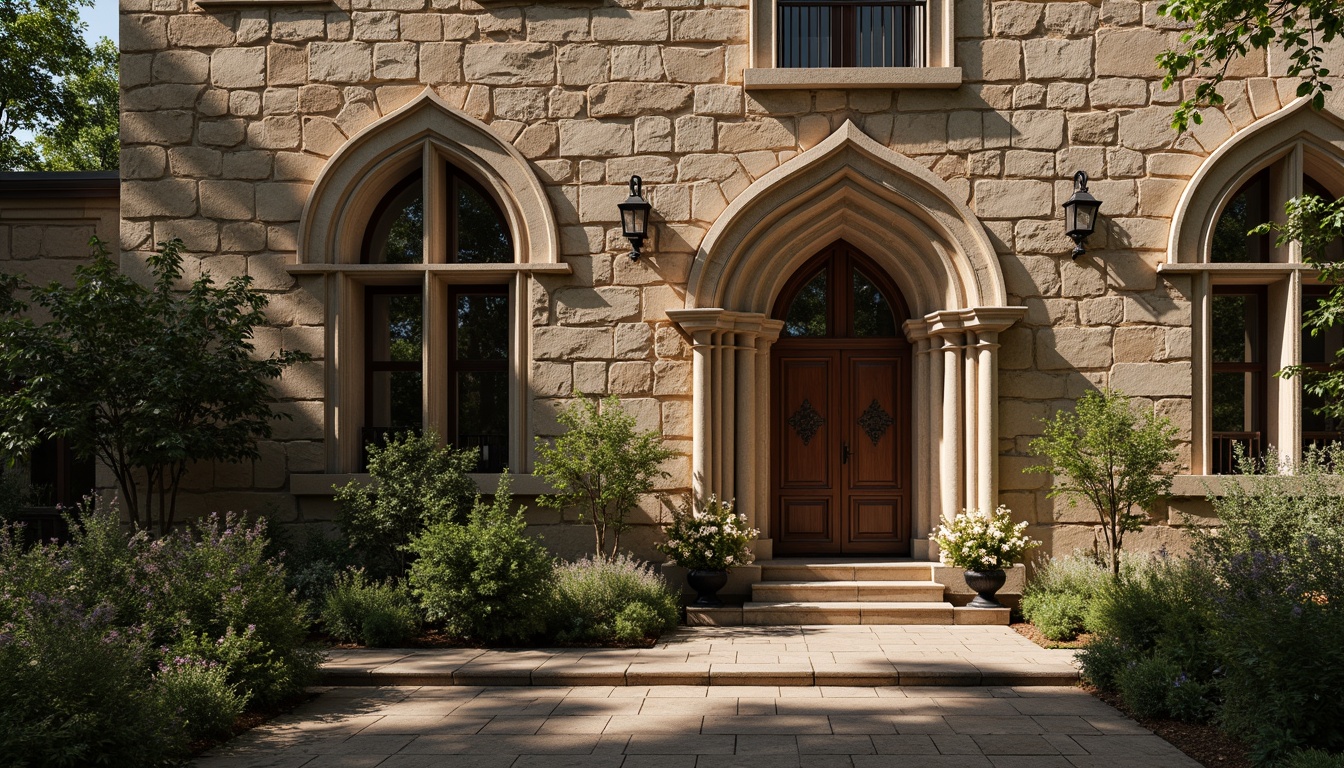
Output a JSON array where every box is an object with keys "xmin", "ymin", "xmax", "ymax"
[
  {"xmin": 298, "ymin": 89, "xmax": 558, "ymax": 266},
  {"xmin": 1162, "ymin": 97, "xmax": 1344, "ymax": 474},
  {"xmin": 290, "ymin": 89, "xmax": 564, "ymax": 473},
  {"xmin": 668, "ymin": 122, "xmax": 1025, "ymax": 560}
]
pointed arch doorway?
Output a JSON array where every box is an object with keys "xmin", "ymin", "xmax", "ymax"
[{"xmin": 771, "ymin": 241, "xmax": 912, "ymax": 556}]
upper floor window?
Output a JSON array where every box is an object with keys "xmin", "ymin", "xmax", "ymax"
[
  {"xmin": 745, "ymin": 0, "xmax": 956, "ymax": 88},
  {"xmin": 777, "ymin": 0, "xmax": 925, "ymax": 68}
]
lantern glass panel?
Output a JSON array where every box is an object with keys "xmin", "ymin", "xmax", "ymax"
[{"xmin": 1075, "ymin": 203, "xmax": 1096, "ymax": 232}]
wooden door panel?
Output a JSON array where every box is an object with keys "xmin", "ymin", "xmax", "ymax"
[
  {"xmin": 846, "ymin": 355, "xmax": 903, "ymax": 489},
  {"xmin": 779, "ymin": 498, "xmax": 835, "ymax": 542},
  {"xmin": 847, "ymin": 498, "xmax": 907, "ymax": 543},
  {"xmin": 777, "ymin": 356, "xmax": 834, "ymax": 489}
]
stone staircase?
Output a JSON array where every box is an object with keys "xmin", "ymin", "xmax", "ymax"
[{"xmin": 686, "ymin": 559, "xmax": 1010, "ymax": 626}]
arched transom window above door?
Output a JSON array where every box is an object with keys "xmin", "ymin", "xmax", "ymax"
[{"xmin": 774, "ymin": 243, "xmax": 908, "ymax": 339}]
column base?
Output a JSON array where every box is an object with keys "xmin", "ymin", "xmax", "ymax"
[
  {"xmin": 911, "ymin": 537, "xmax": 936, "ymax": 561},
  {"xmin": 750, "ymin": 538, "xmax": 773, "ymax": 561}
]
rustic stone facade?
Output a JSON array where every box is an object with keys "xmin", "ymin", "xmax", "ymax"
[{"xmin": 107, "ymin": 0, "xmax": 1343, "ymax": 559}]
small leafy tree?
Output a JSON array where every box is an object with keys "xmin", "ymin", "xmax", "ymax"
[
  {"xmin": 333, "ymin": 430, "xmax": 478, "ymax": 579},
  {"xmin": 1027, "ymin": 389, "xmax": 1180, "ymax": 577},
  {"xmin": 0, "ymin": 238, "xmax": 307, "ymax": 534},
  {"xmin": 535, "ymin": 394, "xmax": 677, "ymax": 561}
]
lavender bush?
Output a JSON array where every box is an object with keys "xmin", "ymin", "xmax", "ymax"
[
  {"xmin": 0, "ymin": 506, "xmax": 318, "ymax": 766},
  {"xmin": 546, "ymin": 554, "xmax": 679, "ymax": 643}
]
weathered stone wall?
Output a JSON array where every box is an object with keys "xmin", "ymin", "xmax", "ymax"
[
  {"xmin": 0, "ymin": 192, "xmax": 119, "ymax": 289},
  {"xmin": 119, "ymin": 0, "xmax": 1325, "ymax": 557}
]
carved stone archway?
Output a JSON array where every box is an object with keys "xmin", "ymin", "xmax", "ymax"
[{"xmin": 669, "ymin": 121, "xmax": 1024, "ymax": 560}]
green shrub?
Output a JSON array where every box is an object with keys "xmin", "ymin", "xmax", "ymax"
[
  {"xmin": 548, "ymin": 554, "xmax": 680, "ymax": 643},
  {"xmin": 148, "ymin": 513, "xmax": 320, "ymax": 707},
  {"xmin": 1282, "ymin": 750, "xmax": 1344, "ymax": 768},
  {"xmin": 1082, "ymin": 556, "xmax": 1216, "ymax": 682},
  {"xmin": 1022, "ymin": 553, "xmax": 1148, "ymax": 641},
  {"xmin": 1023, "ymin": 591, "xmax": 1090, "ymax": 641},
  {"xmin": 279, "ymin": 526, "xmax": 357, "ymax": 621},
  {"xmin": 1078, "ymin": 634, "xmax": 1133, "ymax": 691},
  {"xmin": 321, "ymin": 569, "xmax": 420, "ymax": 647},
  {"xmin": 614, "ymin": 603, "xmax": 663, "ymax": 644},
  {"xmin": 1113, "ymin": 650, "xmax": 1211, "ymax": 723},
  {"xmin": 408, "ymin": 475, "xmax": 553, "ymax": 643},
  {"xmin": 1194, "ymin": 448, "xmax": 1344, "ymax": 764},
  {"xmin": 155, "ymin": 658, "xmax": 244, "ymax": 742},
  {"xmin": 0, "ymin": 592, "xmax": 178, "ymax": 767},
  {"xmin": 1115, "ymin": 652, "xmax": 1180, "ymax": 720},
  {"xmin": 336, "ymin": 431, "xmax": 479, "ymax": 578}
]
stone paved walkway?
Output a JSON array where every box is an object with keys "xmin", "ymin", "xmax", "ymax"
[
  {"xmin": 324, "ymin": 626, "xmax": 1080, "ymax": 688},
  {"xmin": 192, "ymin": 684, "xmax": 1200, "ymax": 768}
]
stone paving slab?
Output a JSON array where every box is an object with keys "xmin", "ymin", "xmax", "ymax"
[
  {"xmin": 322, "ymin": 626, "xmax": 1080, "ymax": 688},
  {"xmin": 191, "ymin": 685, "xmax": 1200, "ymax": 768}
]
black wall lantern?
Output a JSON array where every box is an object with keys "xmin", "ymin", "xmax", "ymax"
[
  {"xmin": 1063, "ymin": 170, "xmax": 1102, "ymax": 259},
  {"xmin": 619, "ymin": 175, "xmax": 652, "ymax": 260}
]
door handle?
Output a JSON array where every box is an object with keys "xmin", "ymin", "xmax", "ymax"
[{"xmin": 841, "ymin": 442, "xmax": 850, "ymax": 464}]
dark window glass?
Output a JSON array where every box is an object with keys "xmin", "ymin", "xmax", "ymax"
[
  {"xmin": 1211, "ymin": 293, "xmax": 1262, "ymax": 364},
  {"xmin": 364, "ymin": 174, "xmax": 424, "ymax": 264},
  {"xmin": 456, "ymin": 294, "xmax": 509, "ymax": 361},
  {"xmin": 1302, "ymin": 286, "xmax": 1344, "ymax": 450},
  {"xmin": 784, "ymin": 270, "xmax": 828, "ymax": 337},
  {"xmin": 365, "ymin": 289, "xmax": 423, "ymax": 458},
  {"xmin": 449, "ymin": 287, "xmax": 509, "ymax": 472},
  {"xmin": 455, "ymin": 175, "xmax": 512, "ymax": 263},
  {"xmin": 457, "ymin": 371, "xmax": 509, "ymax": 473},
  {"xmin": 1302, "ymin": 177, "xmax": 1344, "ymax": 264},
  {"xmin": 1210, "ymin": 170, "xmax": 1271, "ymax": 263},
  {"xmin": 1210, "ymin": 287, "xmax": 1267, "ymax": 473},
  {"xmin": 853, "ymin": 269, "xmax": 897, "ymax": 337}
]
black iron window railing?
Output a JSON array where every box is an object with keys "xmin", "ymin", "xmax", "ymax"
[
  {"xmin": 777, "ymin": 0, "xmax": 925, "ymax": 68},
  {"xmin": 1211, "ymin": 431, "xmax": 1262, "ymax": 475}
]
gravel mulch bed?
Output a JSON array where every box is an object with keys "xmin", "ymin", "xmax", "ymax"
[
  {"xmin": 1011, "ymin": 620, "xmax": 1251, "ymax": 768},
  {"xmin": 1010, "ymin": 620, "xmax": 1092, "ymax": 649},
  {"xmin": 1088, "ymin": 686, "xmax": 1252, "ymax": 768}
]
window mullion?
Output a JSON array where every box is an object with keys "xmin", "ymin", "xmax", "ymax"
[
  {"xmin": 425, "ymin": 272, "xmax": 451, "ymax": 445},
  {"xmin": 425, "ymin": 145, "xmax": 447, "ymax": 265}
]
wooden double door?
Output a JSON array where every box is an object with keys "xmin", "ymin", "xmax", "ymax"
[{"xmin": 771, "ymin": 243, "xmax": 912, "ymax": 556}]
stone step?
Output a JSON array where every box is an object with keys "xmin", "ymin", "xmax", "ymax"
[
  {"xmin": 752, "ymin": 580, "xmax": 946, "ymax": 603},
  {"xmin": 758, "ymin": 561, "xmax": 935, "ymax": 582},
  {"xmin": 741, "ymin": 601, "xmax": 956, "ymax": 625}
]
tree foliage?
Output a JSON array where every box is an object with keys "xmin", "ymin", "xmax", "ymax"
[
  {"xmin": 30, "ymin": 35, "xmax": 117, "ymax": 171},
  {"xmin": 535, "ymin": 394, "xmax": 677, "ymax": 561},
  {"xmin": 1157, "ymin": 0, "xmax": 1344, "ymax": 131},
  {"xmin": 0, "ymin": 238, "xmax": 307, "ymax": 533},
  {"xmin": 0, "ymin": 0, "xmax": 116, "ymax": 171},
  {"xmin": 1028, "ymin": 389, "xmax": 1181, "ymax": 577}
]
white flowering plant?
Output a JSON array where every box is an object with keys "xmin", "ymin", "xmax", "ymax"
[
  {"xmin": 656, "ymin": 495, "xmax": 758, "ymax": 571},
  {"xmin": 930, "ymin": 506, "xmax": 1039, "ymax": 572}
]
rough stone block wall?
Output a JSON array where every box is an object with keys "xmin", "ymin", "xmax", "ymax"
[{"xmin": 118, "ymin": 0, "xmax": 1332, "ymax": 557}]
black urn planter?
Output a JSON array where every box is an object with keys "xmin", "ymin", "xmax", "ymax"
[
  {"xmin": 963, "ymin": 569, "xmax": 1007, "ymax": 608},
  {"xmin": 686, "ymin": 569, "xmax": 729, "ymax": 607}
]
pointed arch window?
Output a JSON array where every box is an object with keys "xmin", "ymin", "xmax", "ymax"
[
  {"xmin": 1199, "ymin": 144, "xmax": 1344, "ymax": 473},
  {"xmin": 359, "ymin": 161, "xmax": 516, "ymax": 472}
]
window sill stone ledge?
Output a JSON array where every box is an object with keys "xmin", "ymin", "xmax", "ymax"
[
  {"xmin": 1169, "ymin": 474, "xmax": 1344, "ymax": 496},
  {"xmin": 290, "ymin": 472, "xmax": 554, "ymax": 496},
  {"xmin": 744, "ymin": 67, "xmax": 962, "ymax": 90}
]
